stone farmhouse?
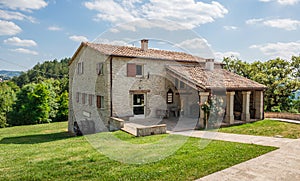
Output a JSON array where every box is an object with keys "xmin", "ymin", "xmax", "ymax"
[{"xmin": 68, "ymin": 39, "xmax": 266, "ymax": 135}]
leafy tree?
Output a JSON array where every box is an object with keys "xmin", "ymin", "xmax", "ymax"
[
  {"xmin": 54, "ymin": 91, "xmax": 69, "ymax": 122},
  {"xmin": 0, "ymin": 82, "xmax": 19, "ymax": 127},
  {"xmin": 8, "ymin": 82, "xmax": 53, "ymax": 125}
]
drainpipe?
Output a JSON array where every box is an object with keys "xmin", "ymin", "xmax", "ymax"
[{"xmin": 110, "ymin": 56, "xmax": 113, "ymax": 117}]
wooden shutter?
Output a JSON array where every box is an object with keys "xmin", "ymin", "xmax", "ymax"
[
  {"xmin": 81, "ymin": 62, "xmax": 84, "ymax": 74},
  {"xmin": 127, "ymin": 63, "xmax": 136, "ymax": 77},
  {"xmin": 97, "ymin": 96, "xmax": 101, "ymax": 108}
]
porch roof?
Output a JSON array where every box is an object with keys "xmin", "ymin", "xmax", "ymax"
[{"xmin": 166, "ymin": 65, "xmax": 267, "ymax": 91}]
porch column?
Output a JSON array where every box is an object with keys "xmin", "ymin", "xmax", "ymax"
[
  {"xmin": 241, "ymin": 91, "xmax": 251, "ymax": 122},
  {"xmin": 254, "ymin": 91, "xmax": 264, "ymax": 120},
  {"xmin": 199, "ymin": 92, "xmax": 210, "ymax": 129},
  {"xmin": 225, "ymin": 91, "xmax": 235, "ymax": 124}
]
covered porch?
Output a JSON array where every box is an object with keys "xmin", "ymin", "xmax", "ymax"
[{"xmin": 165, "ymin": 64, "xmax": 267, "ymax": 129}]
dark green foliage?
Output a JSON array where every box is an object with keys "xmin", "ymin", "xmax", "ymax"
[
  {"xmin": 223, "ymin": 57, "xmax": 300, "ymax": 113},
  {"xmin": 4, "ymin": 58, "xmax": 70, "ymax": 126},
  {"xmin": 0, "ymin": 82, "xmax": 19, "ymax": 127},
  {"xmin": 8, "ymin": 82, "xmax": 51, "ymax": 125},
  {"xmin": 12, "ymin": 58, "xmax": 70, "ymax": 87},
  {"xmin": 54, "ymin": 91, "xmax": 69, "ymax": 122}
]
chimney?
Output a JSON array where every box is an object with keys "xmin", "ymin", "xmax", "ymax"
[
  {"xmin": 141, "ymin": 39, "xmax": 148, "ymax": 51},
  {"xmin": 205, "ymin": 58, "xmax": 214, "ymax": 71}
]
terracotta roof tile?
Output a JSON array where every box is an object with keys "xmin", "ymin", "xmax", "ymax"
[
  {"xmin": 85, "ymin": 42, "xmax": 206, "ymax": 63},
  {"xmin": 166, "ymin": 65, "xmax": 267, "ymax": 91}
]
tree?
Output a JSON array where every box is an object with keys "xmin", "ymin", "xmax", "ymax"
[
  {"xmin": 8, "ymin": 82, "xmax": 53, "ymax": 125},
  {"xmin": 54, "ymin": 91, "xmax": 69, "ymax": 122},
  {"xmin": 0, "ymin": 82, "xmax": 19, "ymax": 127}
]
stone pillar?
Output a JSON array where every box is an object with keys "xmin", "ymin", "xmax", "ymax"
[
  {"xmin": 242, "ymin": 91, "xmax": 251, "ymax": 122},
  {"xmin": 225, "ymin": 91, "xmax": 235, "ymax": 124},
  {"xmin": 254, "ymin": 91, "xmax": 264, "ymax": 120},
  {"xmin": 199, "ymin": 92, "xmax": 210, "ymax": 128}
]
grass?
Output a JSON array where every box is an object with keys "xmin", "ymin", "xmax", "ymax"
[
  {"xmin": 0, "ymin": 122, "xmax": 276, "ymax": 181},
  {"xmin": 219, "ymin": 119, "xmax": 300, "ymax": 139}
]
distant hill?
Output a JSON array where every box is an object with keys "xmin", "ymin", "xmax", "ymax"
[{"xmin": 0, "ymin": 70, "xmax": 22, "ymax": 78}]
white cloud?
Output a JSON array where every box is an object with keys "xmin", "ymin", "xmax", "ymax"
[
  {"xmin": 174, "ymin": 38, "xmax": 214, "ymax": 58},
  {"xmin": 0, "ymin": 20, "xmax": 22, "ymax": 36},
  {"xmin": 214, "ymin": 51, "xmax": 241, "ymax": 61},
  {"xmin": 223, "ymin": 26, "xmax": 238, "ymax": 30},
  {"xmin": 259, "ymin": 0, "xmax": 300, "ymax": 5},
  {"xmin": 94, "ymin": 38, "xmax": 132, "ymax": 46},
  {"xmin": 250, "ymin": 41, "xmax": 300, "ymax": 60},
  {"xmin": 69, "ymin": 35, "xmax": 89, "ymax": 42},
  {"xmin": 175, "ymin": 38, "xmax": 211, "ymax": 50},
  {"xmin": 263, "ymin": 19, "xmax": 300, "ymax": 30},
  {"xmin": 0, "ymin": 10, "xmax": 35, "ymax": 22},
  {"xmin": 246, "ymin": 18, "xmax": 300, "ymax": 30},
  {"xmin": 84, "ymin": 0, "xmax": 228, "ymax": 30},
  {"xmin": 48, "ymin": 26, "xmax": 62, "ymax": 31},
  {"xmin": 246, "ymin": 18, "xmax": 264, "ymax": 25},
  {"xmin": 4, "ymin": 37, "xmax": 37, "ymax": 47},
  {"xmin": 10, "ymin": 48, "xmax": 38, "ymax": 55},
  {"xmin": 0, "ymin": 0, "xmax": 48, "ymax": 11}
]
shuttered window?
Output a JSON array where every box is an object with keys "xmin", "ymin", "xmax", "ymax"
[
  {"xmin": 82, "ymin": 93, "xmax": 86, "ymax": 105},
  {"xmin": 88, "ymin": 94, "xmax": 93, "ymax": 106},
  {"xmin": 77, "ymin": 62, "xmax": 84, "ymax": 74},
  {"xmin": 76, "ymin": 92, "xmax": 80, "ymax": 103},
  {"xmin": 97, "ymin": 96, "xmax": 104, "ymax": 108},
  {"xmin": 96, "ymin": 63, "xmax": 103, "ymax": 75},
  {"xmin": 127, "ymin": 63, "xmax": 144, "ymax": 77},
  {"xmin": 127, "ymin": 63, "xmax": 136, "ymax": 77}
]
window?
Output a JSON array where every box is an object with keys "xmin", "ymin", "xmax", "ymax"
[
  {"xmin": 97, "ymin": 96, "xmax": 104, "ymax": 108},
  {"xmin": 180, "ymin": 81, "xmax": 185, "ymax": 89},
  {"xmin": 127, "ymin": 63, "xmax": 143, "ymax": 77},
  {"xmin": 136, "ymin": 64, "xmax": 143, "ymax": 76},
  {"xmin": 77, "ymin": 62, "xmax": 84, "ymax": 74},
  {"xmin": 175, "ymin": 78, "xmax": 179, "ymax": 89},
  {"xmin": 76, "ymin": 92, "xmax": 80, "ymax": 103},
  {"xmin": 167, "ymin": 89, "xmax": 173, "ymax": 104},
  {"xmin": 88, "ymin": 94, "xmax": 94, "ymax": 106},
  {"xmin": 82, "ymin": 93, "xmax": 86, "ymax": 105},
  {"xmin": 96, "ymin": 63, "xmax": 103, "ymax": 75}
]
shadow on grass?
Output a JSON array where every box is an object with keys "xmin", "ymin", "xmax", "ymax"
[{"xmin": 0, "ymin": 132, "xmax": 71, "ymax": 144}]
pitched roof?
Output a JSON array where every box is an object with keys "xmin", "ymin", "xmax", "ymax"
[
  {"xmin": 69, "ymin": 42, "xmax": 207, "ymax": 65},
  {"xmin": 166, "ymin": 65, "xmax": 267, "ymax": 91}
]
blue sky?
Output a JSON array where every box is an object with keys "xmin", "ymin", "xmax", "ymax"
[{"xmin": 1, "ymin": 0, "xmax": 300, "ymax": 71}]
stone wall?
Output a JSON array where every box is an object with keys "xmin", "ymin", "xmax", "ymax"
[
  {"xmin": 265, "ymin": 112, "xmax": 300, "ymax": 121},
  {"xmin": 109, "ymin": 117, "xmax": 124, "ymax": 131},
  {"xmin": 68, "ymin": 45, "xmax": 111, "ymax": 134},
  {"xmin": 136, "ymin": 124, "xmax": 167, "ymax": 137},
  {"xmin": 111, "ymin": 57, "xmax": 191, "ymax": 118}
]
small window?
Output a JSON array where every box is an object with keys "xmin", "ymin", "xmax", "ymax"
[
  {"xmin": 77, "ymin": 62, "xmax": 84, "ymax": 74},
  {"xmin": 88, "ymin": 94, "xmax": 94, "ymax": 106},
  {"xmin": 82, "ymin": 93, "xmax": 86, "ymax": 105},
  {"xmin": 97, "ymin": 96, "xmax": 104, "ymax": 108},
  {"xmin": 180, "ymin": 81, "xmax": 185, "ymax": 89},
  {"xmin": 167, "ymin": 89, "xmax": 173, "ymax": 104},
  {"xmin": 96, "ymin": 63, "xmax": 103, "ymax": 75},
  {"xmin": 76, "ymin": 92, "xmax": 80, "ymax": 103},
  {"xmin": 136, "ymin": 64, "xmax": 143, "ymax": 76},
  {"xmin": 175, "ymin": 78, "xmax": 179, "ymax": 89}
]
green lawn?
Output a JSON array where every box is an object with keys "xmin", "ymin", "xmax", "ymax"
[
  {"xmin": 0, "ymin": 122, "xmax": 276, "ymax": 181},
  {"xmin": 219, "ymin": 119, "xmax": 300, "ymax": 139}
]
